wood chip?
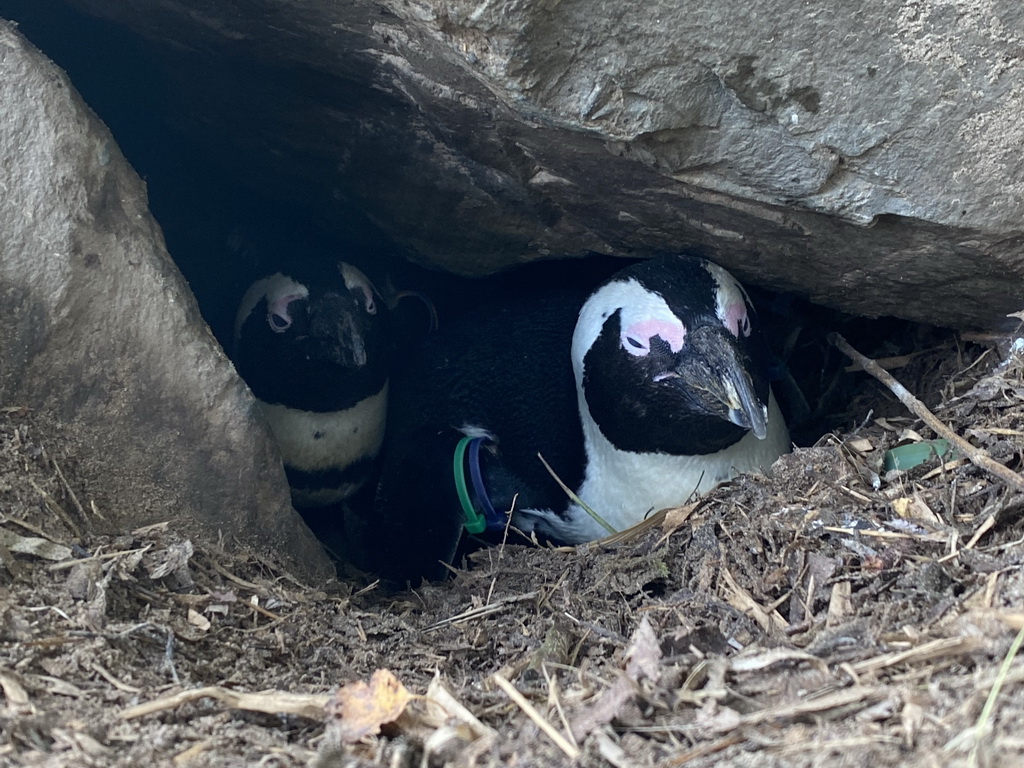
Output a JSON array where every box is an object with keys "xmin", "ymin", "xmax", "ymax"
[
  {"xmin": 720, "ymin": 568, "xmax": 788, "ymax": 633},
  {"xmin": 826, "ymin": 581, "xmax": 854, "ymax": 627},
  {"xmin": 0, "ymin": 670, "xmax": 33, "ymax": 714}
]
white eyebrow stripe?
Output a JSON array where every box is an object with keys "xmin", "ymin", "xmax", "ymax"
[
  {"xmin": 339, "ymin": 263, "xmax": 378, "ymax": 312},
  {"xmin": 234, "ymin": 273, "xmax": 308, "ymax": 341},
  {"xmin": 572, "ymin": 276, "xmax": 686, "ymax": 379},
  {"xmin": 705, "ymin": 261, "xmax": 751, "ymax": 331}
]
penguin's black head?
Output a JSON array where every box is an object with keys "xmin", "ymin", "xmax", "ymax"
[
  {"xmin": 573, "ymin": 254, "xmax": 773, "ymax": 456},
  {"xmin": 233, "ymin": 262, "xmax": 391, "ymax": 411}
]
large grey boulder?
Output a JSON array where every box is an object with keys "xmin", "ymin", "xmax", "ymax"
[
  {"xmin": 52, "ymin": 0, "xmax": 1024, "ymax": 329},
  {"xmin": 0, "ymin": 22, "xmax": 333, "ymax": 582}
]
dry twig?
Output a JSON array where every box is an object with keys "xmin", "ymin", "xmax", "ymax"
[
  {"xmin": 425, "ymin": 591, "xmax": 539, "ymax": 632},
  {"xmin": 28, "ymin": 478, "xmax": 82, "ymax": 539},
  {"xmin": 491, "ymin": 672, "xmax": 580, "ymax": 760},
  {"xmin": 121, "ymin": 685, "xmax": 329, "ymax": 721},
  {"xmin": 849, "ymin": 636, "xmax": 986, "ymax": 676},
  {"xmin": 968, "ymin": 622, "xmax": 1024, "ymax": 767},
  {"xmin": 830, "ymin": 334, "xmax": 1024, "ymax": 495},
  {"xmin": 720, "ymin": 567, "xmax": 788, "ymax": 632},
  {"xmin": 657, "ymin": 733, "xmax": 745, "ymax": 767}
]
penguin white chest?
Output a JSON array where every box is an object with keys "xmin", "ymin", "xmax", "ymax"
[
  {"xmin": 258, "ymin": 383, "xmax": 388, "ymax": 506},
  {"xmin": 546, "ymin": 391, "xmax": 789, "ymax": 543}
]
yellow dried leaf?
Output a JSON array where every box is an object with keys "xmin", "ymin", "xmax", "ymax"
[
  {"xmin": 847, "ymin": 438, "xmax": 874, "ymax": 454},
  {"xmin": 661, "ymin": 502, "xmax": 698, "ymax": 533},
  {"xmin": 892, "ymin": 495, "xmax": 941, "ymax": 526},
  {"xmin": 327, "ymin": 669, "xmax": 411, "ymax": 743}
]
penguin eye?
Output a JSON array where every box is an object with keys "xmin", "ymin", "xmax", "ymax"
[
  {"xmin": 346, "ymin": 284, "xmax": 377, "ymax": 315},
  {"xmin": 741, "ymin": 315, "xmax": 751, "ymax": 336},
  {"xmin": 622, "ymin": 320, "xmax": 686, "ymax": 356},
  {"xmin": 622, "ymin": 335, "xmax": 649, "ymax": 356},
  {"xmin": 266, "ymin": 291, "xmax": 305, "ymax": 333},
  {"xmin": 268, "ymin": 311, "xmax": 291, "ymax": 332}
]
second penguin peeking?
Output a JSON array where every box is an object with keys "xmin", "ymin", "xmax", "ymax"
[{"xmin": 233, "ymin": 261, "xmax": 391, "ymax": 508}]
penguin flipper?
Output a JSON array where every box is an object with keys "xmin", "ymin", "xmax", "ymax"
[{"xmin": 368, "ymin": 427, "xmax": 467, "ymax": 584}]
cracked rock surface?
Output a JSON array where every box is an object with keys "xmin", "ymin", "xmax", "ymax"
[
  {"xmin": 39, "ymin": 0, "xmax": 1024, "ymax": 328},
  {"xmin": 0, "ymin": 21, "xmax": 333, "ymax": 582}
]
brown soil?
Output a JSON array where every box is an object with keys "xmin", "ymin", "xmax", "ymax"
[{"xmin": 2, "ymin": 331, "xmax": 1024, "ymax": 768}]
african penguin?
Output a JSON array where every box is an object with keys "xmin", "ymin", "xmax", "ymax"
[
  {"xmin": 233, "ymin": 262, "xmax": 392, "ymax": 509},
  {"xmin": 520, "ymin": 257, "xmax": 790, "ymax": 543},
  {"xmin": 366, "ymin": 254, "xmax": 789, "ymax": 582}
]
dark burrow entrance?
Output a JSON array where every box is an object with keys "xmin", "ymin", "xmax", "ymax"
[{"xmin": 1, "ymin": 1, "xmax": 980, "ymax": 583}]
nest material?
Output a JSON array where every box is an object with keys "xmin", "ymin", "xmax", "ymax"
[{"xmin": 1, "ymin": 333, "xmax": 1023, "ymax": 767}]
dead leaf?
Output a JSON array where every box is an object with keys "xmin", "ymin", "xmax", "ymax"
[
  {"xmin": 847, "ymin": 438, "xmax": 874, "ymax": 454},
  {"xmin": 661, "ymin": 502, "xmax": 698, "ymax": 534},
  {"xmin": 695, "ymin": 700, "xmax": 742, "ymax": 732},
  {"xmin": 892, "ymin": 495, "xmax": 942, "ymax": 526},
  {"xmin": 326, "ymin": 669, "xmax": 411, "ymax": 743},
  {"xmin": 570, "ymin": 674, "xmax": 634, "ymax": 742},
  {"xmin": 624, "ymin": 615, "xmax": 661, "ymax": 684},
  {"xmin": 897, "ymin": 428, "xmax": 926, "ymax": 443},
  {"xmin": 145, "ymin": 540, "xmax": 195, "ymax": 589},
  {"xmin": 570, "ymin": 614, "xmax": 664, "ymax": 741},
  {"xmin": 0, "ymin": 528, "xmax": 72, "ymax": 561},
  {"xmin": 0, "ymin": 670, "xmax": 35, "ymax": 715}
]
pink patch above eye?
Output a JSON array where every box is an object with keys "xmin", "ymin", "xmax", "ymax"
[
  {"xmin": 622, "ymin": 319, "xmax": 687, "ymax": 355},
  {"xmin": 723, "ymin": 302, "xmax": 750, "ymax": 337},
  {"xmin": 268, "ymin": 293, "xmax": 304, "ymax": 327}
]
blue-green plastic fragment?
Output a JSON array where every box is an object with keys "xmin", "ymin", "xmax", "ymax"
[{"xmin": 882, "ymin": 439, "xmax": 955, "ymax": 472}]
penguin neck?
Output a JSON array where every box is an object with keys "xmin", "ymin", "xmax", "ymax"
[{"xmin": 554, "ymin": 389, "xmax": 789, "ymax": 543}]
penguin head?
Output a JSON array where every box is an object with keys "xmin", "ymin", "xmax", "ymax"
[
  {"xmin": 233, "ymin": 262, "xmax": 391, "ymax": 411},
  {"xmin": 573, "ymin": 255, "xmax": 773, "ymax": 456}
]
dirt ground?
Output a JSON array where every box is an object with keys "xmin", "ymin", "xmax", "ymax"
[{"xmin": 2, "ymin": 327, "xmax": 1024, "ymax": 768}]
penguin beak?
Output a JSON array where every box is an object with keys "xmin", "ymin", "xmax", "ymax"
[
  {"xmin": 673, "ymin": 325, "xmax": 770, "ymax": 440},
  {"xmin": 309, "ymin": 295, "xmax": 368, "ymax": 367},
  {"xmin": 719, "ymin": 364, "xmax": 769, "ymax": 439}
]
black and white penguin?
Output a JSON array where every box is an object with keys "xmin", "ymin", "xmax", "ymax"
[
  {"xmin": 233, "ymin": 261, "xmax": 392, "ymax": 508},
  {"xmin": 527, "ymin": 256, "xmax": 790, "ymax": 542},
  {"xmin": 366, "ymin": 254, "xmax": 790, "ymax": 581}
]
